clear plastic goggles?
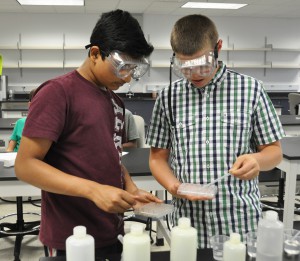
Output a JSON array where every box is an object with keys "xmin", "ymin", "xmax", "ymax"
[
  {"xmin": 106, "ymin": 51, "xmax": 150, "ymax": 80},
  {"xmin": 173, "ymin": 51, "xmax": 217, "ymax": 78}
]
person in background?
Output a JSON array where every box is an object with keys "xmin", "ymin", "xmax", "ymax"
[
  {"xmin": 146, "ymin": 14, "xmax": 285, "ymax": 248},
  {"xmin": 122, "ymin": 108, "xmax": 139, "ymax": 148},
  {"xmin": 15, "ymin": 10, "xmax": 161, "ymax": 259},
  {"xmin": 6, "ymin": 88, "xmax": 36, "ymax": 152}
]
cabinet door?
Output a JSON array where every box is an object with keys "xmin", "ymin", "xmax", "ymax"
[{"xmin": 1, "ymin": 111, "xmax": 28, "ymax": 118}]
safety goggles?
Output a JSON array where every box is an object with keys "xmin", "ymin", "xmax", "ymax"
[
  {"xmin": 85, "ymin": 44, "xmax": 150, "ymax": 80},
  {"xmin": 106, "ymin": 51, "xmax": 150, "ymax": 80},
  {"xmin": 172, "ymin": 51, "xmax": 217, "ymax": 78}
]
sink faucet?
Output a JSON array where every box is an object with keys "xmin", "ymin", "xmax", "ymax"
[
  {"xmin": 126, "ymin": 91, "xmax": 134, "ymax": 99},
  {"xmin": 125, "ymin": 79, "xmax": 139, "ymax": 98}
]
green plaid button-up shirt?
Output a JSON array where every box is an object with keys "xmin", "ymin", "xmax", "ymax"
[{"xmin": 146, "ymin": 62, "xmax": 285, "ymax": 248}]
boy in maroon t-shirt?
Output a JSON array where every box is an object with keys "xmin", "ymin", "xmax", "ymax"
[{"xmin": 15, "ymin": 9, "xmax": 160, "ymax": 259}]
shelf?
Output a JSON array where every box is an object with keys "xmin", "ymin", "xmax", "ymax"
[
  {"xmin": 18, "ymin": 61, "xmax": 64, "ymax": 68},
  {"xmin": 225, "ymin": 47, "xmax": 272, "ymax": 51},
  {"xmin": 2, "ymin": 61, "xmax": 299, "ymax": 70},
  {"xmin": 155, "ymin": 46, "xmax": 273, "ymax": 52},
  {"xmin": 0, "ymin": 45, "xmax": 18, "ymax": 50},
  {"xmin": 271, "ymin": 63, "xmax": 300, "ymax": 69},
  {"xmin": 151, "ymin": 62, "xmax": 170, "ymax": 68},
  {"xmin": 0, "ymin": 45, "xmax": 85, "ymax": 50},
  {"xmin": 228, "ymin": 63, "xmax": 271, "ymax": 69},
  {"xmin": 64, "ymin": 62, "xmax": 81, "ymax": 68},
  {"xmin": 63, "ymin": 45, "xmax": 85, "ymax": 50},
  {"xmin": 270, "ymin": 48, "xmax": 300, "ymax": 52},
  {"xmin": 3, "ymin": 62, "xmax": 18, "ymax": 69},
  {"xmin": 19, "ymin": 45, "xmax": 63, "ymax": 50},
  {"xmin": 265, "ymin": 84, "xmax": 299, "ymax": 92},
  {"xmin": 2, "ymin": 38, "xmax": 300, "ymax": 71},
  {"xmin": 153, "ymin": 46, "xmax": 172, "ymax": 50},
  {"xmin": 3, "ymin": 45, "xmax": 298, "ymax": 52}
]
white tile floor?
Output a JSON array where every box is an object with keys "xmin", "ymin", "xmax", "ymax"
[
  {"xmin": 0, "ymin": 197, "xmax": 170, "ymax": 261},
  {"xmin": 0, "ymin": 197, "xmax": 44, "ymax": 260}
]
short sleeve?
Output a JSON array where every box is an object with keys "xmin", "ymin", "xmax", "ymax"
[
  {"xmin": 23, "ymin": 81, "xmax": 67, "ymax": 142},
  {"xmin": 146, "ymin": 92, "xmax": 171, "ymax": 148},
  {"xmin": 125, "ymin": 111, "xmax": 139, "ymax": 141},
  {"xmin": 252, "ymin": 88, "xmax": 285, "ymax": 146}
]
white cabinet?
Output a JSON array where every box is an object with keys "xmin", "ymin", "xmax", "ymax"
[
  {"xmin": 2, "ymin": 110, "xmax": 28, "ymax": 118},
  {"xmin": 1, "ymin": 35, "xmax": 300, "ymax": 85},
  {"xmin": 1, "ymin": 45, "xmax": 85, "ymax": 70},
  {"xmin": 150, "ymin": 37, "xmax": 300, "ymax": 71},
  {"xmin": 0, "ymin": 34, "xmax": 86, "ymax": 71},
  {"xmin": 1, "ymin": 101, "xmax": 28, "ymax": 118}
]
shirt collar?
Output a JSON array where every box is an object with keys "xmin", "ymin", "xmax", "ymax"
[{"xmin": 212, "ymin": 61, "xmax": 227, "ymax": 86}]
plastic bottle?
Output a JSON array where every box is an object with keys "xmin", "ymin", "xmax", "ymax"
[
  {"xmin": 123, "ymin": 223, "xmax": 150, "ymax": 261},
  {"xmin": 152, "ymin": 86, "xmax": 158, "ymax": 99},
  {"xmin": 256, "ymin": 210, "xmax": 284, "ymax": 261},
  {"xmin": 223, "ymin": 233, "xmax": 246, "ymax": 261},
  {"xmin": 8, "ymin": 89, "xmax": 13, "ymax": 100},
  {"xmin": 170, "ymin": 217, "xmax": 198, "ymax": 261},
  {"xmin": 66, "ymin": 225, "xmax": 95, "ymax": 261}
]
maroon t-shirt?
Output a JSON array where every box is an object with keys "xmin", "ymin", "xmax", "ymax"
[{"xmin": 23, "ymin": 70, "xmax": 126, "ymax": 250}]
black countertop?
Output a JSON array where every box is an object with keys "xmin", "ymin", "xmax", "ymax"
[
  {"xmin": 281, "ymin": 137, "xmax": 300, "ymax": 160},
  {"xmin": 279, "ymin": 115, "xmax": 300, "ymax": 126},
  {"xmin": 0, "ymin": 118, "xmax": 18, "ymax": 130},
  {"xmin": 0, "ymin": 148, "xmax": 151, "ymax": 181},
  {"xmin": 39, "ymin": 250, "xmax": 205, "ymax": 261},
  {"xmin": 0, "ymin": 99, "xmax": 29, "ymax": 111},
  {"xmin": 1, "ymin": 99, "xmax": 29, "ymax": 102},
  {"xmin": 38, "ymin": 249, "xmax": 300, "ymax": 261},
  {"xmin": 116, "ymin": 92, "xmax": 157, "ymax": 101},
  {"xmin": 122, "ymin": 148, "xmax": 150, "ymax": 177}
]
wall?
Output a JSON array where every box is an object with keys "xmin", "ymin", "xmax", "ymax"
[
  {"xmin": 144, "ymin": 14, "xmax": 300, "ymax": 92},
  {"xmin": 0, "ymin": 13, "xmax": 300, "ymax": 94}
]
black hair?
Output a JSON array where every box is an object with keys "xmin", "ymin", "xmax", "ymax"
[
  {"xmin": 88, "ymin": 9, "xmax": 153, "ymax": 59},
  {"xmin": 29, "ymin": 88, "xmax": 36, "ymax": 102}
]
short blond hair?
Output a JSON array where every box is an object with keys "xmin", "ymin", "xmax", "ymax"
[{"xmin": 170, "ymin": 14, "xmax": 219, "ymax": 55}]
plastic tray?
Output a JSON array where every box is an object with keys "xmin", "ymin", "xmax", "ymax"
[
  {"xmin": 134, "ymin": 202, "xmax": 174, "ymax": 219},
  {"xmin": 177, "ymin": 183, "xmax": 217, "ymax": 198}
]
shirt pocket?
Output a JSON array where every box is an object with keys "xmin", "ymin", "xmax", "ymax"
[
  {"xmin": 171, "ymin": 116, "xmax": 196, "ymax": 169},
  {"xmin": 220, "ymin": 110, "xmax": 252, "ymax": 155}
]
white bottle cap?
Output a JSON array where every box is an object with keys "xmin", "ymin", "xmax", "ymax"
[
  {"xmin": 73, "ymin": 226, "xmax": 87, "ymax": 239},
  {"xmin": 130, "ymin": 223, "xmax": 144, "ymax": 235},
  {"xmin": 265, "ymin": 210, "xmax": 278, "ymax": 221},
  {"xmin": 178, "ymin": 217, "xmax": 191, "ymax": 228},
  {"xmin": 230, "ymin": 233, "xmax": 241, "ymax": 244}
]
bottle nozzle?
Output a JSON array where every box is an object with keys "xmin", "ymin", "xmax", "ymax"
[{"xmin": 230, "ymin": 233, "xmax": 241, "ymax": 244}]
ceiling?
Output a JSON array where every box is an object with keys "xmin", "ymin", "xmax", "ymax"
[{"xmin": 1, "ymin": 0, "xmax": 300, "ymax": 18}]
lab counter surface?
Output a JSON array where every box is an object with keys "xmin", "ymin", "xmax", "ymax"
[
  {"xmin": 38, "ymin": 249, "xmax": 300, "ymax": 261},
  {"xmin": 279, "ymin": 115, "xmax": 300, "ymax": 136},
  {"xmin": 0, "ymin": 148, "xmax": 170, "ymax": 253},
  {"xmin": 0, "ymin": 117, "xmax": 18, "ymax": 149},
  {"xmin": 0, "ymin": 147, "xmax": 165, "ymax": 197}
]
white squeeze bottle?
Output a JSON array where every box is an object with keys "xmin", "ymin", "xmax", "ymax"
[
  {"xmin": 256, "ymin": 210, "xmax": 284, "ymax": 261},
  {"xmin": 223, "ymin": 233, "xmax": 246, "ymax": 261},
  {"xmin": 123, "ymin": 223, "xmax": 150, "ymax": 261},
  {"xmin": 66, "ymin": 225, "xmax": 95, "ymax": 261},
  {"xmin": 170, "ymin": 217, "xmax": 198, "ymax": 261}
]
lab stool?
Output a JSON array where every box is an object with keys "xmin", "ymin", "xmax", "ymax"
[
  {"xmin": 260, "ymin": 168, "xmax": 300, "ymax": 221},
  {"xmin": 0, "ymin": 196, "xmax": 41, "ymax": 261}
]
